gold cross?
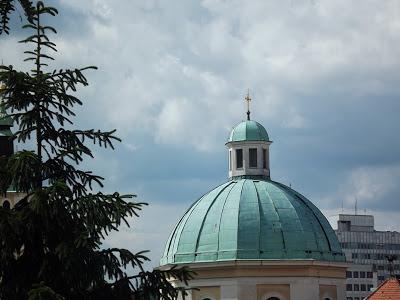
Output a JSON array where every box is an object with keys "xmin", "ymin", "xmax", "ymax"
[{"xmin": 245, "ymin": 89, "xmax": 251, "ymax": 120}]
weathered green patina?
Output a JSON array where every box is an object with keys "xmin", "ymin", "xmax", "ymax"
[
  {"xmin": 0, "ymin": 102, "xmax": 13, "ymax": 128},
  {"xmin": 160, "ymin": 178, "xmax": 345, "ymax": 265},
  {"xmin": 227, "ymin": 120, "xmax": 270, "ymax": 143}
]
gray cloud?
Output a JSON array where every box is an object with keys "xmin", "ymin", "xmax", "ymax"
[{"xmin": 1, "ymin": 0, "xmax": 400, "ymax": 270}]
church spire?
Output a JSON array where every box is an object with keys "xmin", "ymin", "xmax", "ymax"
[{"xmin": 245, "ymin": 89, "xmax": 251, "ymax": 121}]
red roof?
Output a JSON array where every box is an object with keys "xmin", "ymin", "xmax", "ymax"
[{"xmin": 366, "ymin": 278, "xmax": 400, "ymax": 300}]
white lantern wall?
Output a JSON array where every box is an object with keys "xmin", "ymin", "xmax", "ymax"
[{"xmin": 227, "ymin": 141, "xmax": 272, "ymax": 179}]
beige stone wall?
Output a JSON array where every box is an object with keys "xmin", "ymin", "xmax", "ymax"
[
  {"xmin": 192, "ymin": 286, "xmax": 220, "ymax": 300},
  {"xmin": 166, "ymin": 260, "xmax": 348, "ymax": 300},
  {"xmin": 257, "ymin": 284, "xmax": 290, "ymax": 300},
  {"xmin": 319, "ymin": 285, "xmax": 337, "ymax": 300},
  {"xmin": 1, "ymin": 191, "xmax": 25, "ymax": 208},
  {"xmin": 191, "ymin": 262, "xmax": 347, "ymax": 280}
]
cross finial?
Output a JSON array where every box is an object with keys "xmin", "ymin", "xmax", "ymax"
[{"xmin": 245, "ymin": 89, "xmax": 251, "ymax": 120}]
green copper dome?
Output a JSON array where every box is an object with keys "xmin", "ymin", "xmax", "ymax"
[
  {"xmin": 228, "ymin": 120, "xmax": 270, "ymax": 143},
  {"xmin": 160, "ymin": 178, "xmax": 345, "ymax": 265},
  {"xmin": 0, "ymin": 105, "xmax": 13, "ymax": 128}
]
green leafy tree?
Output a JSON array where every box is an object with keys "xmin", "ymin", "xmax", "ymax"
[{"xmin": 0, "ymin": 1, "xmax": 192, "ymax": 299}]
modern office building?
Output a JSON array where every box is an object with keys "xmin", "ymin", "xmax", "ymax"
[{"xmin": 335, "ymin": 214, "xmax": 400, "ymax": 300}]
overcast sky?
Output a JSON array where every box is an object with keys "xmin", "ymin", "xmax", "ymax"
[{"xmin": 1, "ymin": 0, "xmax": 400, "ymax": 269}]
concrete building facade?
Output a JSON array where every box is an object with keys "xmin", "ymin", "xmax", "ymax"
[{"xmin": 335, "ymin": 214, "xmax": 400, "ymax": 300}]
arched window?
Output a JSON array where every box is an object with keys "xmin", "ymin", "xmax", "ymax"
[{"xmin": 2, "ymin": 200, "xmax": 10, "ymax": 209}]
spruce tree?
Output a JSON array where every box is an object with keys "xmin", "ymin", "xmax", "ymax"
[
  {"xmin": 0, "ymin": 0, "xmax": 34, "ymax": 34},
  {"xmin": 0, "ymin": 1, "xmax": 191, "ymax": 299}
]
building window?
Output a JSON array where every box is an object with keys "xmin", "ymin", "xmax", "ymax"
[
  {"xmin": 266, "ymin": 298, "xmax": 280, "ymax": 300},
  {"xmin": 367, "ymin": 271, "xmax": 373, "ymax": 278},
  {"xmin": 346, "ymin": 271, "xmax": 352, "ymax": 278},
  {"xmin": 353, "ymin": 271, "xmax": 359, "ymax": 278},
  {"xmin": 361, "ymin": 284, "xmax": 366, "ymax": 291},
  {"xmin": 352, "ymin": 253, "xmax": 358, "ymax": 259},
  {"xmin": 249, "ymin": 148, "xmax": 257, "ymax": 168},
  {"xmin": 346, "ymin": 284, "xmax": 352, "ymax": 291},
  {"xmin": 353, "ymin": 284, "xmax": 359, "ymax": 291},
  {"xmin": 360, "ymin": 271, "xmax": 366, "ymax": 278},
  {"xmin": 2, "ymin": 200, "xmax": 10, "ymax": 209},
  {"xmin": 236, "ymin": 149, "xmax": 243, "ymax": 169},
  {"xmin": 229, "ymin": 150, "xmax": 232, "ymax": 171},
  {"xmin": 354, "ymin": 298, "xmax": 360, "ymax": 300},
  {"xmin": 368, "ymin": 284, "xmax": 373, "ymax": 291},
  {"xmin": 262, "ymin": 148, "xmax": 267, "ymax": 169},
  {"xmin": 378, "ymin": 275, "xmax": 385, "ymax": 281},
  {"xmin": 346, "ymin": 298, "xmax": 353, "ymax": 300}
]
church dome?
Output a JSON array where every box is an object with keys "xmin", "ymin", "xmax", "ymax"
[
  {"xmin": 227, "ymin": 120, "xmax": 270, "ymax": 143},
  {"xmin": 160, "ymin": 178, "xmax": 345, "ymax": 265}
]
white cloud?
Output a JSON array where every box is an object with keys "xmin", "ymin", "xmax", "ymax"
[
  {"xmin": 282, "ymin": 106, "xmax": 309, "ymax": 128},
  {"xmin": 104, "ymin": 201, "xmax": 188, "ymax": 270},
  {"xmin": 340, "ymin": 164, "xmax": 400, "ymax": 207},
  {"xmin": 3, "ymin": 0, "xmax": 400, "ymax": 268},
  {"xmin": 4, "ymin": 0, "xmax": 399, "ymax": 152}
]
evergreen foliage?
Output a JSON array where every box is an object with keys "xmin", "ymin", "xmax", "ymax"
[
  {"xmin": 0, "ymin": 0, "xmax": 34, "ymax": 34},
  {"xmin": 0, "ymin": 1, "xmax": 192, "ymax": 299}
]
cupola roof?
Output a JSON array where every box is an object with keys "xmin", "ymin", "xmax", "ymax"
[{"xmin": 227, "ymin": 120, "xmax": 270, "ymax": 143}]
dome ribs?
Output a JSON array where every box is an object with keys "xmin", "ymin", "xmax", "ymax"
[
  {"xmin": 160, "ymin": 179, "xmax": 345, "ymax": 265},
  {"xmin": 194, "ymin": 181, "xmax": 235, "ymax": 262},
  {"xmin": 162, "ymin": 189, "xmax": 209, "ymax": 263},
  {"xmin": 237, "ymin": 180, "xmax": 261, "ymax": 259},
  {"xmin": 215, "ymin": 181, "xmax": 236, "ymax": 259},
  {"xmin": 217, "ymin": 180, "xmax": 245, "ymax": 260},
  {"xmin": 267, "ymin": 181, "xmax": 308, "ymax": 258},
  {"xmin": 254, "ymin": 181, "xmax": 285, "ymax": 258},
  {"xmin": 173, "ymin": 181, "xmax": 232, "ymax": 263}
]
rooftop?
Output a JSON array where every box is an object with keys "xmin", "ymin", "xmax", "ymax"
[
  {"xmin": 227, "ymin": 120, "xmax": 270, "ymax": 143},
  {"xmin": 366, "ymin": 278, "xmax": 400, "ymax": 299},
  {"xmin": 161, "ymin": 178, "xmax": 344, "ymax": 265}
]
